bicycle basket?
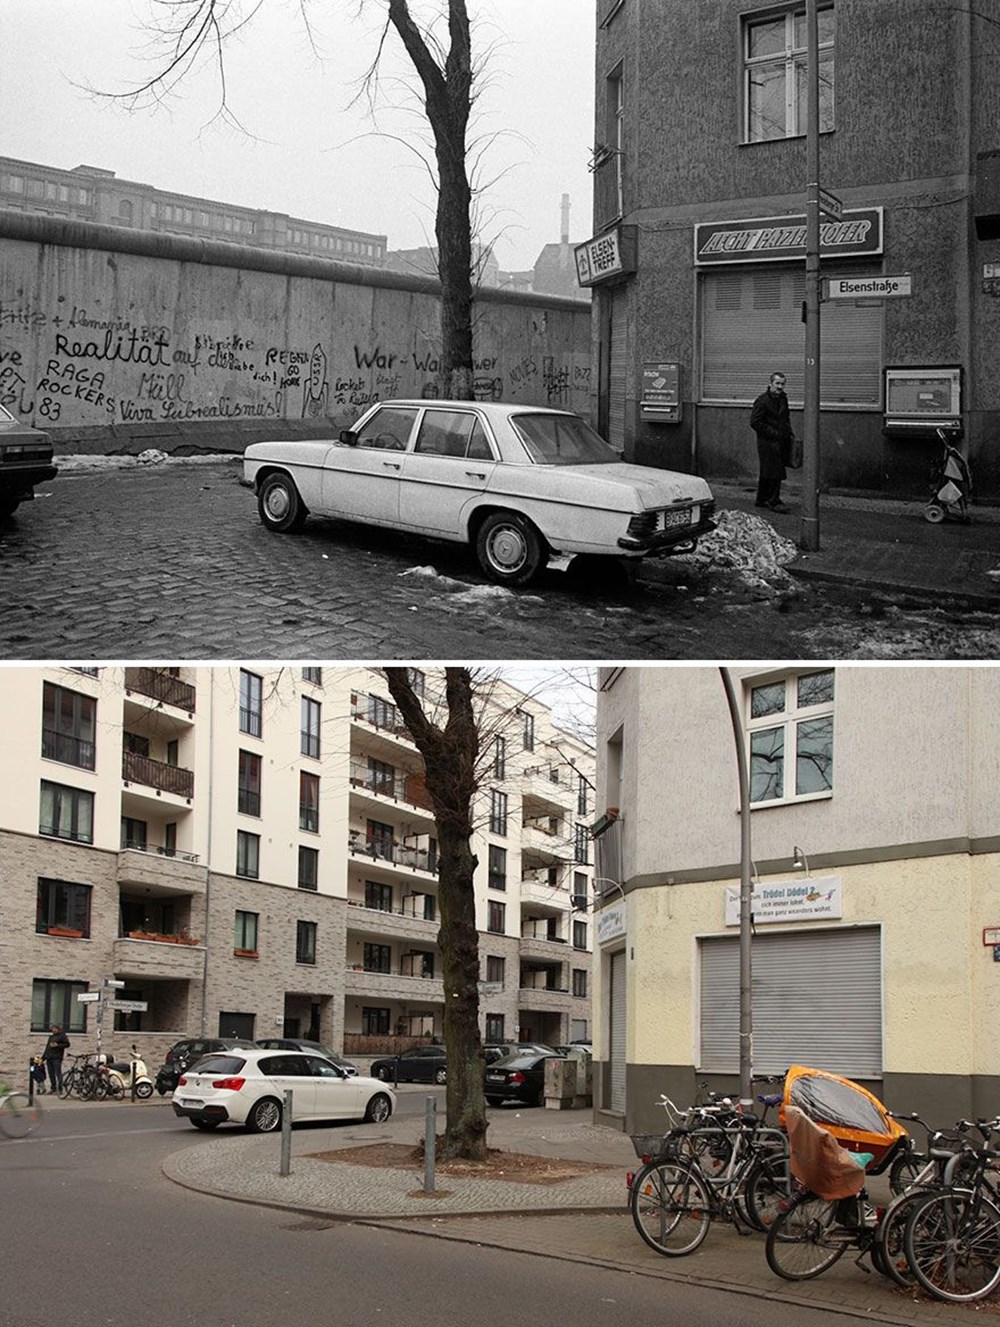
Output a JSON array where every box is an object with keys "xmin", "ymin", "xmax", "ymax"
[{"xmin": 630, "ymin": 1132, "xmax": 673, "ymax": 1161}]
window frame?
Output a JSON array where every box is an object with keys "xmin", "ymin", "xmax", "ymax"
[
  {"xmin": 487, "ymin": 900, "xmax": 506, "ymax": 934},
  {"xmin": 745, "ymin": 668, "xmax": 835, "ymax": 807},
  {"xmin": 363, "ymin": 942, "xmax": 392, "ymax": 974},
  {"xmin": 301, "ymin": 695, "xmax": 321, "ymax": 760},
  {"xmin": 238, "ymin": 749, "xmax": 262, "ymax": 817},
  {"xmin": 573, "ymin": 919, "xmax": 588, "ymax": 950},
  {"xmin": 42, "ymin": 682, "xmax": 96, "ymax": 770},
  {"xmin": 234, "ymin": 909, "xmax": 259, "ymax": 953},
  {"xmin": 236, "ymin": 830, "xmax": 260, "ymax": 879},
  {"xmin": 296, "ymin": 919, "xmax": 317, "ymax": 965},
  {"xmin": 743, "ymin": 4, "xmax": 836, "ymax": 145},
  {"xmin": 488, "ymin": 843, "xmax": 507, "ymax": 892},
  {"xmin": 39, "ymin": 780, "xmax": 94, "ymax": 844},
  {"xmin": 299, "ymin": 770, "xmax": 320, "ymax": 832},
  {"xmin": 31, "ymin": 978, "xmax": 88, "ymax": 1033},
  {"xmin": 36, "ymin": 877, "xmax": 92, "ymax": 936},
  {"xmin": 297, "ymin": 845, "xmax": 319, "ymax": 891},
  {"xmin": 240, "ymin": 670, "xmax": 263, "ymax": 738},
  {"xmin": 489, "ymin": 789, "xmax": 508, "ymax": 836},
  {"xmin": 574, "ymin": 823, "xmax": 590, "ymax": 865}
]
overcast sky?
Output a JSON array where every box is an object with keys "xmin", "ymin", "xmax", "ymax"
[{"xmin": 6, "ymin": 0, "xmax": 596, "ymax": 272}]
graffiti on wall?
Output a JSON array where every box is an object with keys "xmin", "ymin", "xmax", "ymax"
[{"xmin": 0, "ymin": 277, "xmax": 590, "ymax": 440}]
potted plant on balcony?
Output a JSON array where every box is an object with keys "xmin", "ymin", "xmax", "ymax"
[{"xmin": 47, "ymin": 925, "xmax": 84, "ymax": 938}]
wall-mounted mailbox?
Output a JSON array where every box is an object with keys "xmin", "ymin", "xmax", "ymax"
[
  {"xmin": 641, "ymin": 362, "xmax": 682, "ymax": 423},
  {"xmin": 884, "ymin": 365, "xmax": 962, "ymax": 438}
]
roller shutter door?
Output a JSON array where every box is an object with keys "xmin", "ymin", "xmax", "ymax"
[
  {"xmin": 609, "ymin": 948, "xmax": 627, "ymax": 1112},
  {"xmin": 699, "ymin": 926, "xmax": 882, "ymax": 1079},
  {"xmin": 701, "ymin": 265, "xmax": 882, "ymax": 407},
  {"xmin": 607, "ymin": 287, "xmax": 628, "ymax": 450}
]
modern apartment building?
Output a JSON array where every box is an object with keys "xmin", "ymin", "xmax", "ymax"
[
  {"xmin": 0, "ymin": 155, "xmax": 386, "ymax": 265},
  {"xmin": 0, "ymin": 666, "xmax": 593, "ymax": 1077},
  {"xmin": 591, "ymin": 665, "xmax": 1000, "ymax": 1134}
]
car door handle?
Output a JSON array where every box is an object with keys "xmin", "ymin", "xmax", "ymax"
[
  {"xmin": 382, "ymin": 461, "xmax": 401, "ymax": 471},
  {"xmin": 465, "ymin": 470, "xmax": 486, "ymax": 479}
]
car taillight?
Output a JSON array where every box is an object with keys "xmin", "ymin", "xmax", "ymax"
[
  {"xmin": 212, "ymin": 1077, "xmax": 245, "ymax": 1091},
  {"xmin": 510, "ymin": 1072, "xmax": 525, "ymax": 1085},
  {"xmin": 625, "ymin": 512, "xmax": 657, "ymax": 538},
  {"xmin": 177, "ymin": 1075, "xmax": 187, "ymax": 1087}
]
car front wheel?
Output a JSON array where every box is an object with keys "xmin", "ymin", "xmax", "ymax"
[
  {"xmin": 434, "ymin": 1068, "xmax": 447, "ymax": 1085},
  {"xmin": 246, "ymin": 1097, "xmax": 282, "ymax": 1133},
  {"xmin": 258, "ymin": 473, "xmax": 307, "ymax": 534},
  {"xmin": 374, "ymin": 1065, "xmax": 392, "ymax": 1082},
  {"xmin": 364, "ymin": 1093, "xmax": 393, "ymax": 1123},
  {"xmin": 475, "ymin": 511, "xmax": 546, "ymax": 586}
]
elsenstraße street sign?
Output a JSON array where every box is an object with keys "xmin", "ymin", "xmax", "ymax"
[{"xmin": 825, "ymin": 274, "xmax": 913, "ymax": 299}]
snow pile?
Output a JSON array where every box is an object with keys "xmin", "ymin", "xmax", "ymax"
[
  {"xmin": 54, "ymin": 453, "xmax": 240, "ymax": 472},
  {"xmin": 674, "ymin": 508, "xmax": 798, "ymax": 593},
  {"xmin": 136, "ymin": 448, "xmax": 168, "ymax": 465}
]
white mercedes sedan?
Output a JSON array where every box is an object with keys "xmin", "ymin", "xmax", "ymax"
[{"xmin": 243, "ymin": 400, "xmax": 716, "ymax": 586}]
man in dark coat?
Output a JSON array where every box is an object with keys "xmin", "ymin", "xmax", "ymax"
[
  {"xmin": 42, "ymin": 1024, "xmax": 70, "ymax": 1093},
  {"xmin": 750, "ymin": 371, "xmax": 793, "ymax": 513}
]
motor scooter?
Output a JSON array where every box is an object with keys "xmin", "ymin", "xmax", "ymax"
[{"xmin": 104, "ymin": 1045, "xmax": 155, "ymax": 1099}]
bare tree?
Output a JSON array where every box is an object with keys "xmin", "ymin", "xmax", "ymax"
[
  {"xmin": 100, "ymin": 0, "xmax": 482, "ymax": 399},
  {"xmin": 383, "ymin": 666, "xmax": 486, "ymax": 1159}
]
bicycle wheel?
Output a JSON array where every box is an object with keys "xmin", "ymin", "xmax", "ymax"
[
  {"xmin": 765, "ymin": 1191, "xmax": 848, "ymax": 1280},
  {"xmin": 0, "ymin": 1092, "xmax": 42, "ymax": 1139},
  {"xmin": 630, "ymin": 1159, "xmax": 712, "ymax": 1257},
  {"xmin": 745, "ymin": 1151, "xmax": 793, "ymax": 1231},
  {"xmin": 58, "ymin": 1071, "xmax": 77, "ymax": 1100},
  {"xmin": 904, "ymin": 1189, "xmax": 1000, "ymax": 1303},
  {"xmin": 889, "ymin": 1149, "xmax": 928, "ymax": 1196},
  {"xmin": 876, "ymin": 1189, "xmax": 933, "ymax": 1286}
]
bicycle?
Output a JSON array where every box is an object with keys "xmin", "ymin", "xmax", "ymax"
[
  {"xmin": 59, "ymin": 1052, "xmax": 108, "ymax": 1100},
  {"xmin": 0, "ymin": 1076, "xmax": 42, "ymax": 1139},
  {"xmin": 903, "ymin": 1124, "xmax": 1000, "ymax": 1303},
  {"xmin": 629, "ymin": 1082, "xmax": 790, "ymax": 1256}
]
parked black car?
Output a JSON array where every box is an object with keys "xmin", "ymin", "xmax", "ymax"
[
  {"xmin": 369, "ymin": 1045, "xmax": 447, "ymax": 1084},
  {"xmin": 483, "ymin": 1041, "xmax": 557, "ymax": 1065},
  {"xmin": 154, "ymin": 1037, "xmax": 259, "ymax": 1095},
  {"xmin": 484, "ymin": 1052, "xmax": 564, "ymax": 1106},
  {"xmin": 256, "ymin": 1038, "xmax": 358, "ymax": 1076},
  {"xmin": 0, "ymin": 404, "xmax": 58, "ymax": 519}
]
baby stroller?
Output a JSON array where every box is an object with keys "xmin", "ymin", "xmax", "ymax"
[
  {"xmin": 779, "ymin": 1064, "xmax": 910, "ymax": 1177},
  {"xmin": 925, "ymin": 427, "xmax": 972, "ymax": 524}
]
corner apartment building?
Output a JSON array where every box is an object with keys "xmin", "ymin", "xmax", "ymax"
[
  {"xmin": 590, "ymin": 665, "xmax": 1000, "ymax": 1135},
  {"xmin": 580, "ymin": 1, "xmax": 1000, "ymax": 500},
  {"xmin": 0, "ymin": 155, "xmax": 386, "ymax": 265},
  {"xmin": 0, "ymin": 666, "xmax": 593, "ymax": 1077}
]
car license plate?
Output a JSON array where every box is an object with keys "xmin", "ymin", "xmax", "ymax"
[
  {"xmin": 485, "ymin": 1072, "xmax": 503, "ymax": 1083},
  {"xmin": 663, "ymin": 506, "xmax": 695, "ymax": 530},
  {"xmin": 181, "ymin": 1098, "xmax": 201, "ymax": 1107}
]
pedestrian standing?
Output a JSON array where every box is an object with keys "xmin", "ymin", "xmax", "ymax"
[
  {"xmin": 42, "ymin": 1024, "xmax": 70, "ymax": 1094},
  {"xmin": 750, "ymin": 371, "xmax": 794, "ymax": 513}
]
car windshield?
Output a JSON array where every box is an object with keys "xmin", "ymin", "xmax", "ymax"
[
  {"xmin": 512, "ymin": 413, "xmax": 620, "ymax": 466},
  {"xmin": 189, "ymin": 1055, "xmax": 246, "ymax": 1074}
]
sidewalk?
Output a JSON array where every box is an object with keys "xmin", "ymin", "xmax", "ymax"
[
  {"xmin": 155, "ymin": 1096, "xmax": 987, "ymax": 1327},
  {"xmin": 710, "ymin": 480, "xmax": 1000, "ymax": 608}
]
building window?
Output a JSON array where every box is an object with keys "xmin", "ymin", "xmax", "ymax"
[
  {"xmin": 577, "ymin": 774, "xmax": 589, "ymax": 816},
  {"xmin": 406, "ymin": 667, "xmax": 425, "ymax": 697},
  {"xmin": 488, "ymin": 900, "xmax": 506, "ymax": 934},
  {"xmin": 36, "ymin": 878, "xmax": 92, "ymax": 936},
  {"xmin": 365, "ymin": 880, "xmax": 393, "ymax": 912},
  {"xmin": 367, "ymin": 693, "xmax": 398, "ymax": 730},
  {"xmin": 485, "ymin": 1013, "xmax": 505, "ymax": 1041},
  {"xmin": 493, "ymin": 735, "xmax": 506, "ymax": 780},
  {"xmin": 368, "ymin": 757, "xmax": 395, "ymax": 796},
  {"xmin": 486, "ymin": 954, "xmax": 505, "ymax": 985},
  {"xmin": 298, "ymin": 846, "xmax": 318, "ymax": 891},
  {"xmin": 521, "ymin": 710, "xmax": 535, "ymax": 751},
  {"xmin": 39, "ymin": 780, "xmax": 94, "ymax": 843},
  {"xmin": 572, "ymin": 872, "xmax": 589, "ymax": 910},
  {"xmin": 240, "ymin": 670, "xmax": 263, "ymax": 737},
  {"xmin": 31, "ymin": 979, "xmax": 88, "ymax": 1033},
  {"xmin": 121, "ymin": 816, "xmax": 147, "ymax": 851},
  {"xmin": 362, "ymin": 1006, "xmax": 391, "ymax": 1034},
  {"xmin": 573, "ymin": 968, "xmax": 589, "ymax": 998},
  {"xmin": 573, "ymin": 920, "xmax": 588, "ymax": 950},
  {"xmin": 747, "ymin": 669, "xmax": 835, "ymax": 804},
  {"xmin": 299, "ymin": 771, "xmax": 320, "ymax": 832},
  {"xmin": 236, "ymin": 830, "xmax": 260, "ymax": 879},
  {"xmin": 366, "ymin": 819, "xmax": 394, "ymax": 859},
  {"xmin": 296, "ymin": 920, "xmax": 317, "ymax": 965},
  {"xmin": 302, "ymin": 667, "xmax": 322, "ymax": 685},
  {"xmin": 42, "ymin": 682, "xmax": 97, "ymax": 769},
  {"xmin": 301, "ymin": 696, "xmax": 321, "ymax": 759},
  {"xmin": 238, "ymin": 750, "xmax": 262, "ymax": 817},
  {"xmin": 595, "ymin": 62, "xmax": 625, "ymax": 226},
  {"xmin": 574, "ymin": 824, "xmax": 590, "ymax": 865},
  {"xmin": 234, "ymin": 910, "xmax": 259, "ymax": 953},
  {"xmin": 119, "ymin": 199, "xmax": 134, "ymax": 224},
  {"xmin": 488, "ymin": 844, "xmax": 507, "ymax": 891},
  {"xmin": 489, "ymin": 789, "xmax": 508, "ymax": 836},
  {"xmin": 744, "ymin": 6, "xmax": 835, "ymax": 144},
  {"xmin": 364, "ymin": 943, "xmax": 391, "ymax": 973}
]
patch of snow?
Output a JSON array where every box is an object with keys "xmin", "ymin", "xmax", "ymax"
[
  {"xmin": 677, "ymin": 508, "xmax": 798, "ymax": 594},
  {"xmin": 55, "ymin": 453, "xmax": 240, "ymax": 472}
]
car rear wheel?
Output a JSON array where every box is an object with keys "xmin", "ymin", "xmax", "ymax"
[
  {"xmin": 0, "ymin": 496, "xmax": 20, "ymax": 519},
  {"xmin": 374, "ymin": 1065, "xmax": 392, "ymax": 1082},
  {"xmin": 246, "ymin": 1097, "xmax": 282, "ymax": 1133},
  {"xmin": 475, "ymin": 511, "xmax": 546, "ymax": 586},
  {"xmin": 434, "ymin": 1068, "xmax": 447, "ymax": 1085},
  {"xmin": 258, "ymin": 473, "xmax": 307, "ymax": 534},
  {"xmin": 364, "ymin": 1093, "xmax": 393, "ymax": 1123}
]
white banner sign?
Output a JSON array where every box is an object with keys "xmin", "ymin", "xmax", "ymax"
[
  {"xmin": 597, "ymin": 901, "xmax": 627, "ymax": 945},
  {"xmin": 724, "ymin": 876, "xmax": 843, "ymax": 927}
]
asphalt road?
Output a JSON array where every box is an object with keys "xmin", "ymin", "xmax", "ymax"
[{"xmin": 0, "ymin": 1100, "xmax": 839, "ymax": 1327}]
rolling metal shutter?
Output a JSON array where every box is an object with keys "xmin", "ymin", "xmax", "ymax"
[
  {"xmin": 701, "ymin": 265, "xmax": 882, "ymax": 406},
  {"xmin": 607, "ymin": 287, "xmax": 628, "ymax": 450},
  {"xmin": 699, "ymin": 926, "xmax": 882, "ymax": 1079},
  {"xmin": 609, "ymin": 948, "xmax": 627, "ymax": 1112}
]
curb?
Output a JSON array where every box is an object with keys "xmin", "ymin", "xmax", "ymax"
[{"xmin": 788, "ymin": 561, "xmax": 1000, "ymax": 610}]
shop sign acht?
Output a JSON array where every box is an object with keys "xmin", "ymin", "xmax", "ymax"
[{"xmin": 695, "ymin": 209, "xmax": 883, "ymax": 265}]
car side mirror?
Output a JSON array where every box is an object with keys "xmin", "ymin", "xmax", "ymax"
[{"xmin": 339, "ymin": 429, "xmax": 357, "ymax": 446}]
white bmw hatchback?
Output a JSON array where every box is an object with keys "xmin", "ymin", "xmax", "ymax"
[
  {"xmin": 171, "ymin": 1048, "xmax": 395, "ymax": 1132},
  {"xmin": 243, "ymin": 400, "xmax": 716, "ymax": 586}
]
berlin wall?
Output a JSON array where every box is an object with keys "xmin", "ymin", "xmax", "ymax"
[{"xmin": 0, "ymin": 212, "xmax": 592, "ymax": 455}]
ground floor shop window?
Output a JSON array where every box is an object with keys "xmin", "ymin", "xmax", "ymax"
[{"xmin": 31, "ymin": 979, "xmax": 88, "ymax": 1033}]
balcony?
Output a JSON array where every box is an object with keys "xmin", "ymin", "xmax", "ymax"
[
  {"xmin": 519, "ymin": 932, "xmax": 570, "ymax": 962},
  {"xmin": 122, "ymin": 750, "xmax": 194, "ymax": 800},
  {"xmin": 350, "ymin": 693, "xmax": 418, "ymax": 760},
  {"xmin": 124, "ymin": 667, "xmax": 197, "ymax": 714},
  {"xmin": 521, "ymin": 818, "xmax": 570, "ymax": 865},
  {"xmin": 348, "ymin": 830, "xmax": 438, "ymax": 879},
  {"xmin": 113, "ymin": 933, "xmax": 205, "ymax": 980},
  {"xmin": 521, "ymin": 766, "xmax": 573, "ymax": 816},
  {"xmin": 518, "ymin": 985, "xmax": 573, "ymax": 1013},
  {"xmin": 346, "ymin": 899, "xmax": 438, "ymax": 943},
  {"xmin": 344, "ymin": 967, "xmax": 445, "ymax": 1003},
  {"xmin": 349, "ymin": 760, "xmax": 434, "ymax": 816},
  {"xmin": 116, "ymin": 846, "xmax": 206, "ymax": 896},
  {"xmin": 520, "ymin": 874, "xmax": 570, "ymax": 911}
]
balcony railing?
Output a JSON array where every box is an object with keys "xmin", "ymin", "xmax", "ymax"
[
  {"xmin": 348, "ymin": 896, "xmax": 437, "ymax": 923},
  {"xmin": 124, "ymin": 667, "xmax": 196, "ymax": 713},
  {"xmin": 350, "ymin": 693, "xmax": 412, "ymax": 740},
  {"xmin": 348, "ymin": 830, "xmax": 438, "ymax": 874},
  {"xmin": 122, "ymin": 749, "xmax": 195, "ymax": 799},
  {"xmin": 349, "ymin": 761, "xmax": 432, "ymax": 811},
  {"xmin": 120, "ymin": 839, "xmax": 199, "ymax": 863}
]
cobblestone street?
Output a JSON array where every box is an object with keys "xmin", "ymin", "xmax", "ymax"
[{"xmin": 0, "ymin": 460, "xmax": 995, "ymax": 660}]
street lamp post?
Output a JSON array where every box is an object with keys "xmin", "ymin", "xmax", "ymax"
[
  {"xmin": 719, "ymin": 669, "xmax": 753, "ymax": 1110},
  {"xmin": 801, "ymin": 0, "xmax": 822, "ymax": 552}
]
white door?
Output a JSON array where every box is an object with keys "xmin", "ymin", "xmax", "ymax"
[
  {"xmin": 259, "ymin": 1054, "xmax": 316, "ymax": 1120},
  {"xmin": 305, "ymin": 1056, "xmax": 364, "ymax": 1120},
  {"xmin": 397, "ymin": 407, "xmax": 497, "ymax": 535},
  {"xmin": 321, "ymin": 404, "xmax": 419, "ymax": 523}
]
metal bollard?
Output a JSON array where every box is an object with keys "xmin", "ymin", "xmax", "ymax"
[
  {"xmin": 27, "ymin": 1063, "xmax": 34, "ymax": 1104},
  {"xmin": 424, "ymin": 1095, "xmax": 436, "ymax": 1193},
  {"xmin": 279, "ymin": 1089, "xmax": 293, "ymax": 1176}
]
